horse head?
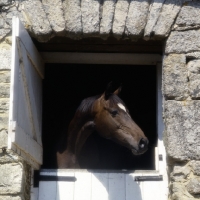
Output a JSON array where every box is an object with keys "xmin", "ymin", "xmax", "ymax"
[{"xmin": 93, "ymin": 83, "xmax": 149, "ymax": 155}]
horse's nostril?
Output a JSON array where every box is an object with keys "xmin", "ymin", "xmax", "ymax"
[
  {"xmin": 139, "ymin": 138, "xmax": 148, "ymax": 150},
  {"xmin": 140, "ymin": 143, "xmax": 145, "ymax": 148}
]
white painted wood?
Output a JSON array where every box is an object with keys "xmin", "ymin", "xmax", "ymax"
[
  {"xmin": 31, "ymin": 188, "xmax": 39, "ymax": 200},
  {"xmin": 126, "ymin": 174, "xmax": 142, "ymax": 200},
  {"xmin": 142, "ymin": 181, "xmax": 161, "ymax": 200},
  {"xmin": 108, "ymin": 173, "xmax": 125, "ymax": 200},
  {"xmin": 157, "ymin": 62, "xmax": 165, "ymax": 149},
  {"xmin": 38, "ymin": 170, "xmax": 168, "ymax": 200},
  {"xmin": 155, "ymin": 147, "xmax": 159, "ymax": 171},
  {"xmin": 156, "ymin": 62, "xmax": 168, "ymax": 200},
  {"xmin": 11, "ymin": 123, "xmax": 42, "ymax": 164},
  {"xmin": 91, "ymin": 173, "xmax": 109, "ymax": 200},
  {"xmin": 8, "ymin": 17, "xmax": 44, "ymax": 169},
  {"xmin": 8, "ymin": 17, "xmax": 19, "ymax": 149},
  {"xmin": 14, "ymin": 17, "xmax": 44, "ymax": 78},
  {"xmin": 16, "ymin": 38, "xmax": 42, "ymax": 145},
  {"xmin": 56, "ymin": 172, "xmax": 75, "ymax": 200},
  {"xmin": 56, "ymin": 181, "xmax": 74, "ymax": 200},
  {"xmin": 74, "ymin": 171, "xmax": 92, "ymax": 200},
  {"xmin": 41, "ymin": 52, "xmax": 162, "ymax": 65},
  {"xmin": 38, "ymin": 181, "xmax": 57, "ymax": 200},
  {"xmin": 157, "ymin": 63, "xmax": 167, "ymax": 165}
]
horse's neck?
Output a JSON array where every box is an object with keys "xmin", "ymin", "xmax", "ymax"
[
  {"xmin": 66, "ymin": 116, "xmax": 95, "ymax": 162},
  {"xmin": 57, "ymin": 104, "xmax": 96, "ymax": 169},
  {"xmin": 57, "ymin": 149, "xmax": 79, "ymax": 168},
  {"xmin": 57, "ymin": 117, "xmax": 95, "ymax": 168},
  {"xmin": 67, "ymin": 119, "xmax": 95, "ymax": 155}
]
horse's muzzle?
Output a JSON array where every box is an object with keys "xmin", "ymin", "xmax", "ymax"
[
  {"xmin": 131, "ymin": 138, "xmax": 149, "ymax": 155},
  {"xmin": 139, "ymin": 138, "xmax": 148, "ymax": 151}
]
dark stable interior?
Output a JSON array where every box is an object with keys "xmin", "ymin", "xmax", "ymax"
[{"xmin": 42, "ymin": 64, "xmax": 157, "ymax": 170}]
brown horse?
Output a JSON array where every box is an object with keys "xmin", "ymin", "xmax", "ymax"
[{"xmin": 57, "ymin": 83, "xmax": 148, "ymax": 168}]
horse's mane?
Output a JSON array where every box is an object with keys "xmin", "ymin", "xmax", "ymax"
[
  {"xmin": 77, "ymin": 95, "xmax": 100, "ymax": 115},
  {"xmin": 77, "ymin": 94, "xmax": 127, "ymax": 115}
]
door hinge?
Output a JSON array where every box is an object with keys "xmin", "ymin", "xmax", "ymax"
[
  {"xmin": 33, "ymin": 170, "xmax": 77, "ymax": 187},
  {"xmin": 135, "ymin": 175, "xmax": 163, "ymax": 181},
  {"xmin": 159, "ymin": 154, "xmax": 163, "ymax": 161}
]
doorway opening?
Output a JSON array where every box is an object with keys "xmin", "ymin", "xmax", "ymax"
[{"xmin": 42, "ymin": 64, "xmax": 157, "ymax": 170}]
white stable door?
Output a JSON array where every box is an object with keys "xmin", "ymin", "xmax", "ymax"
[{"xmin": 8, "ymin": 17, "xmax": 44, "ymax": 169}]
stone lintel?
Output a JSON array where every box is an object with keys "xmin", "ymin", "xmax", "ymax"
[
  {"xmin": 63, "ymin": 0, "xmax": 82, "ymax": 39},
  {"xmin": 144, "ymin": 0, "xmax": 165, "ymax": 40},
  {"xmin": 100, "ymin": 0, "xmax": 116, "ymax": 40},
  {"xmin": 42, "ymin": 0, "xmax": 65, "ymax": 35},
  {"xmin": 125, "ymin": 0, "xmax": 150, "ymax": 40},
  {"xmin": 174, "ymin": 1, "xmax": 200, "ymax": 31},
  {"xmin": 81, "ymin": 0, "xmax": 101, "ymax": 37},
  {"xmin": 112, "ymin": 0, "xmax": 129, "ymax": 39},
  {"xmin": 153, "ymin": 0, "xmax": 182, "ymax": 39},
  {"xmin": 20, "ymin": 0, "xmax": 52, "ymax": 42}
]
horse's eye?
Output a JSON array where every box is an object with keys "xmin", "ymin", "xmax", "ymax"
[{"xmin": 110, "ymin": 110, "xmax": 118, "ymax": 116}]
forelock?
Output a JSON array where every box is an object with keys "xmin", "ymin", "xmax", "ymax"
[{"xmin": 108, "ymin": 94, "xmax": 126, "ymax": 108}]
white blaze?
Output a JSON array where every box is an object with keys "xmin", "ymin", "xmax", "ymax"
[{"xmin": 117, "ymin": 103, "xmax": 127, "ymax": 112}]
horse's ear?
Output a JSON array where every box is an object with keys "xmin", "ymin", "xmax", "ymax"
[
  {"xmin": 113, "ymin": 85, "xmax": 122, "ymax": 96},
  {"xmin": 104, "ymin": 82, "xmax": 113, "ymax": 100}
]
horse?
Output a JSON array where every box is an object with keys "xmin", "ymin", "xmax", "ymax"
[{"xmin": 57, "ymin": 83, "xmax": 149, "ymax": 168}]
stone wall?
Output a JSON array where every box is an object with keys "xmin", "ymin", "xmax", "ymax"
[
  {"xmin": 163, "ymin": 3, "xmax": 200, "ymax": 198},
  {"xmin": 1, "ymin": 0, "xmax": 200, "ymax": 200}
]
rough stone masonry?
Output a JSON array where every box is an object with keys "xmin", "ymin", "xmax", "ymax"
[{"xmin": 1, "ymin": 0, "xmax": 200, "ymax": 199}]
